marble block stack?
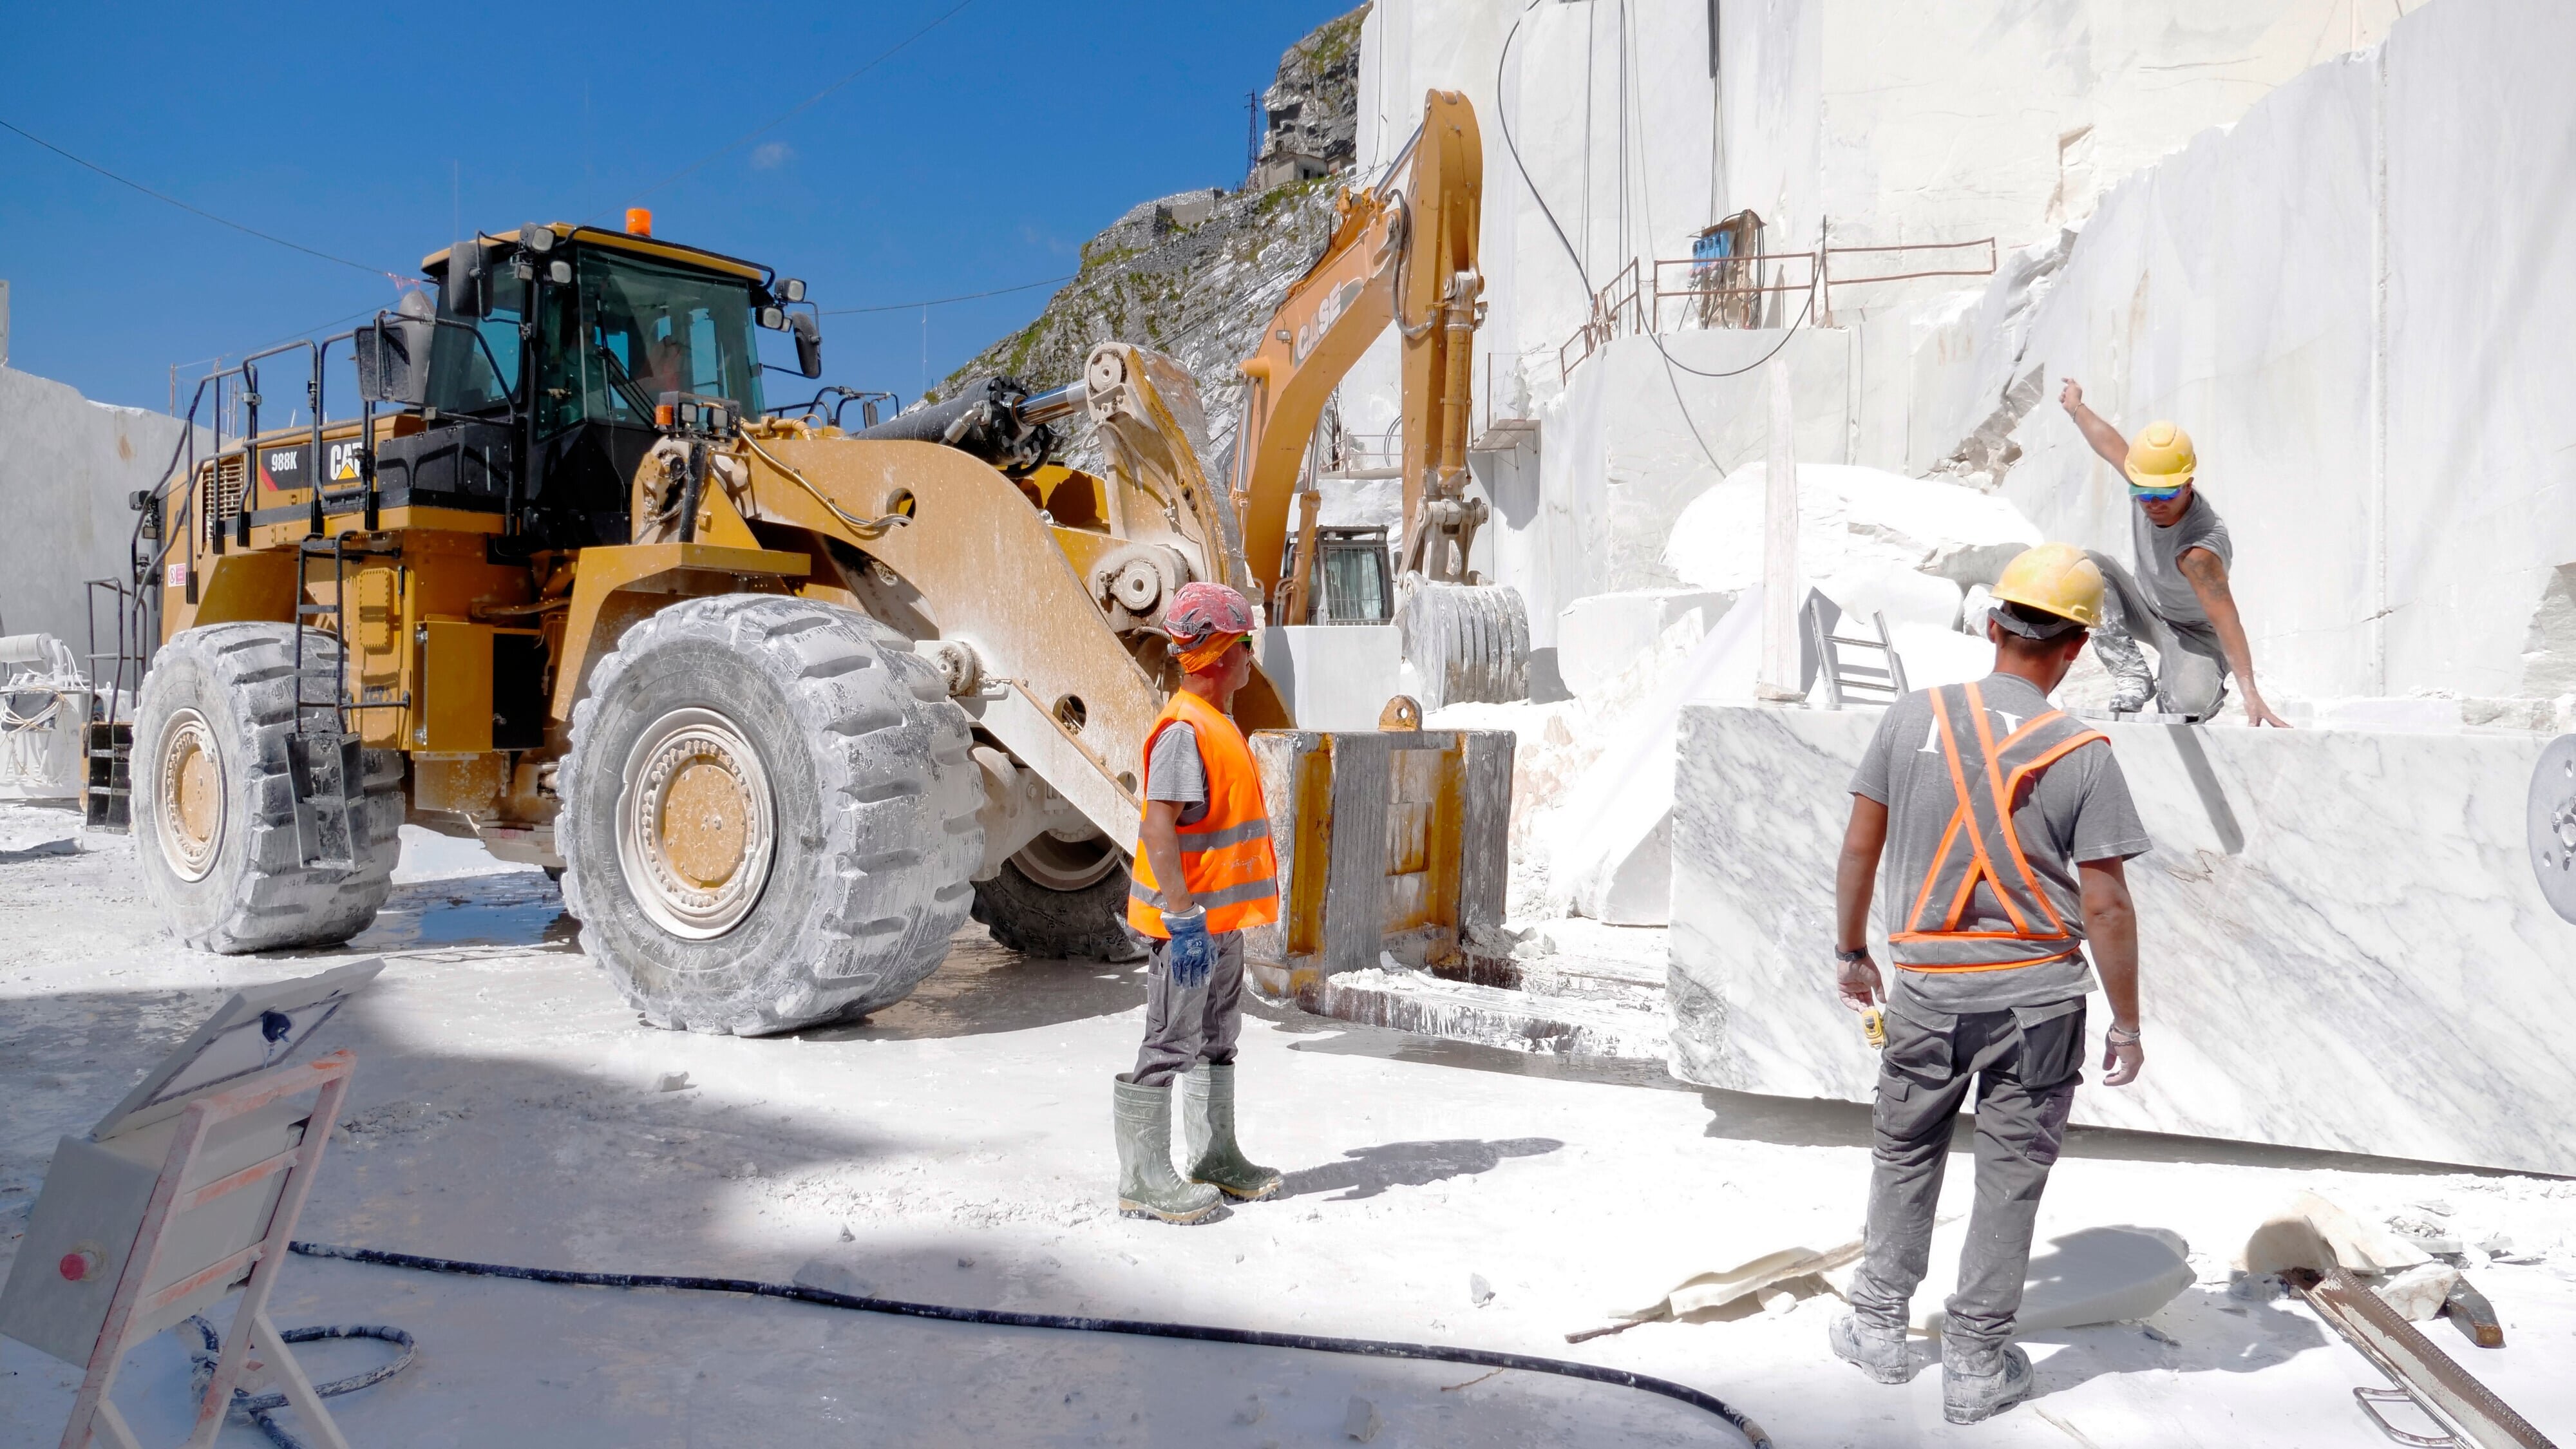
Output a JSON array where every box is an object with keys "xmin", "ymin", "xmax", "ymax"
[{"xmin": 1668, "ymin": 704, "xmax": 2576, "ymax": 1177}]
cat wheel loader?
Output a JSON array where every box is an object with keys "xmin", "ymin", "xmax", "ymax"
[{"xmin": 119, "ymin": 92, "xmax": 1519, "ymax": 1032}]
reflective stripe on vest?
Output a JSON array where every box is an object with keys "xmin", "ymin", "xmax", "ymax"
[
  {"xmin": 1888, "ymin": 681, "xmax": 2110, "ymax": 972},
  {"xmin": 1126, "ymin": 690, "xmax": 1281, "ymax": 939}
]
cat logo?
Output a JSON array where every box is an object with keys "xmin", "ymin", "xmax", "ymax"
[{"xmin": 328, "ymin": 440, "xmax": 365, "ymax": 482}]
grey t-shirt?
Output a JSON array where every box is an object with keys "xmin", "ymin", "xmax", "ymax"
[
  {"xmin": 1850, "ymin": 674, "xmax": 2153, "ymax": 1016},
  {"xmin": 1146, "ymin": 722, "xmax": 1211, "ymax": 826},
  {"xmin": 2131, "ymin": 489, "xmax": 2231, "ymax": 626}
]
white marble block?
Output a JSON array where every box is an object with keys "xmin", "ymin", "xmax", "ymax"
[
  {"xmin": 1258, "ymin": 625, "xmax": 1403, "ymax": 730},
  {"xmin": 1555, "ymin": 590, "xmax": 1738, "ymax": 701},
  {"xmin": 1669, "ymin": 703, "xmax": 2576, "ymax": 1176}
]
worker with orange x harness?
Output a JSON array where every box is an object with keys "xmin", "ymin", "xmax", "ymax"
[{"xmin": 1823, "ymin": 544, "xmax": 2152, "ymax": 1424}]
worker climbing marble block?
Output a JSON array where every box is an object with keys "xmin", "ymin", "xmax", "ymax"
[{"xmin": 1667, "ymin": 703, "xmax": 2576, "ymax": 1175}]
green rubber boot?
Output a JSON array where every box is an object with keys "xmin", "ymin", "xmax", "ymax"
[
  {"xmin": 1182, "ymin": 1063, "xmax": 1283, "ymax": 1201},
  {"xmin": 1113, "ymin": 1076, "xmax": 1222, "ymax": 1224}
]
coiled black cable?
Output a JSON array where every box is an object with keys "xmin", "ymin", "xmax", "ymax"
[
  {"xmin": 182, "ymin": 1316, "xmax": 417, "ymax": 1449},
  {"xmin": 289, "ymin": 1240, "xmax": 1770, "ymax": 1446}
]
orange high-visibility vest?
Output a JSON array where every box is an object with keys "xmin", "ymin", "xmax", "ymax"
[
  {"xmin": 1889, "ymin": 681, "xmax": 2110, "ymax": 972},
  {"xmin": 1126, "ymin": 689, "xmax": 1280, "ymax": 938}
]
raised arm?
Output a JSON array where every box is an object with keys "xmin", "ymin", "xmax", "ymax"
[
  {"xmin": 2077, "ymin": 857, "xmax": 2143, "ymax": 1086},
  {"xmin": 2058, "ymin": 378, "xmax": 2131, "ymax": 472},
  {"xmin": 2174, "ymin": 547, "xmax": 2291, "ymax": 728}
]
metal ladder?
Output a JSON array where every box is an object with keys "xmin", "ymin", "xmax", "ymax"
[
  {"xmin": 1804, "ymin": 593, "xmax": 1910, "ymax": 708},
  {"xmin": 79, "ymin": 578, "xmax": 149, "ymax": 831},
  {"xmin": 286, "ymin": 535, "xmax": 382, "ymax": 871}
]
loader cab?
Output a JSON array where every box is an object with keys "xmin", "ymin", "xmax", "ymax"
[{"xmin": 411, "ymin": 224, "xmax": 790, "ymax": 549}]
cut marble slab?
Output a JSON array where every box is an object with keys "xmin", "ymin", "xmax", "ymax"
[
  {"xmin": 1668, "ymin": 703, "xmax": 2576, "ymax": 1174},
  {"xmin": 2239, "ymin": 1190, "xmax": 2432, "ymax": 1277},
  {"xmin": 1613, "ymin": 1236, "xmax": 1865, "ymax": 1325}
]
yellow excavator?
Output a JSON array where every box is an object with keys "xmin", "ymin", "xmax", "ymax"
[{"xmin": 118, "ymin": 91, "xmax": 1519, "ymax": 1033}]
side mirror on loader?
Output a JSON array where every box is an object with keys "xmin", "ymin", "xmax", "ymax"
[
  {"xmin": 792, "ymin": 312, "xmax": 823, "ymax": 379},
  {"xmin": 354, "ymin": 292, "xmax": 435, "ymax": 406},
  {"xmin": 446, "ymin": 240, "xmax": 491, "ymax": 319}
]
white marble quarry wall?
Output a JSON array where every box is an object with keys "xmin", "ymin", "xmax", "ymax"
[
  {"xmin": 1345, "ymin": 0, "xmax": 2414, "ymax": 704},
  {"xmin": 1502, "ymin": 328, "xmax": 1849, "ymax": 655},
  {"xmin": 1669, "ymin": 703, "xmax": 2576, "ymax": 1175},
  {"xmin": 1351, "ymin": 0, "xmax": 2404, "ymax": 437},
  {"xmin": 0, "ymin": 366, "xmax": 193, "ymax": 657},
  {"xmin": 1919, "ymin": 0, "xmax": 2576, "ymax": 705}
]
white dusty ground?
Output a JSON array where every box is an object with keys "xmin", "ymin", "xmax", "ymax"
[{"xmin": 5, "ymin": 805, "xmax": 2575, "ymax": 1448}]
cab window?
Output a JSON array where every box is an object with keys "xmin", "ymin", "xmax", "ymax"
[
  {"xmin": 578, "ymin": 250, "xmax": 763, "ymax": 424},
  {"xmin": 426, "ymin": 269, "xmax": 524, "ymax": 415}
]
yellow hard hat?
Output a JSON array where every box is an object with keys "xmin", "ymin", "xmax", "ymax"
[
  {"xmin": 1990, "ymin": 544, "xmax": 2105, "ymax": 632},
  {"xmin": 2123, "ymin": 421, "xmax": 2196, "ymax": 493}
]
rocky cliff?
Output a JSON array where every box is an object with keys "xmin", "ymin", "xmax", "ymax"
[{"xmin": 934, "ymin": 8, "xmax": 1369, "ymax": 471}]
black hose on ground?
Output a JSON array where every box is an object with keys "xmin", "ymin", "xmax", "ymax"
[
  {"xmin": 182, "ymin": 1316, "xmax": 417, "ymax": 1449},
  {"xmin": 287, "ymin": 1240, "xmax": 1771, "ymax": 1446}
]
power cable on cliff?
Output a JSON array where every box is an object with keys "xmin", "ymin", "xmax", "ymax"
[{"xmin": 1493, "ymin": 0, "xmax": 1811, "ymax": 412}]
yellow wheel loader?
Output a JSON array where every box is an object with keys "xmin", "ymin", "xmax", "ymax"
[{"xmin": 120, "ymin": 92, "xmax": 1519, "ymax": 1033}]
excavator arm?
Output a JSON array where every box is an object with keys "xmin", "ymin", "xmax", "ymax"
[{"xmin": 1233, "ymin": 90, "xmax": 1486, "ymax": 608}]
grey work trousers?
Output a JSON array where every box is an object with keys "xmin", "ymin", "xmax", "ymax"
[
  {"xmin": 2087, "ymin": 551, "xmax": 2230, "ymax": 719},
  {"xmin": 1125, "ymin": 930, "xmax": 1247, "ymax": 1089},
  {"xmin": 1846, "ymin": 1000, "xmax": 2087, "ymax": 1356}
]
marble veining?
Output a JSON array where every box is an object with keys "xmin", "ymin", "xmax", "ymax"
[{"xmin": 1669, "ymin": 704, "xmax": 2575, "ymax": 1175}]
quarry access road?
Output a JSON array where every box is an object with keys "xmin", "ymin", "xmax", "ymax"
[{"xmin": 3, "ymin": 804, "xmax": 2571, "ymax": 1447}]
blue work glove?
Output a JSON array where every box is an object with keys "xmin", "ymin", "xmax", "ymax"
[{"xmin": 1163, "ymin": 906, "xmax": 1215, "ymax": 989}]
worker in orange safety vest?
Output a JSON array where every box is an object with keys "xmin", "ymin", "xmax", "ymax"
[
  {"xmin": 1112, "ymin": 582, "xmax": 1285, "ymax": 1225},
  {"xmin": 1825, "ymin": 544, "xmax": 2152, "ymax": 1424}
]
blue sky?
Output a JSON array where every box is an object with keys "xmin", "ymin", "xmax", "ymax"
[{"xmin": 0, "ymin": 1, "xmax": 1347, "ymax": 415}]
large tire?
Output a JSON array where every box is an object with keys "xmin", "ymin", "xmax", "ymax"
[
  {"xmin": 558, "ymin": 594, "xmax": 982, "ymax": 1034},
  {"xmin": 971, "ymin": 836, "xmax": 1148, "ymax": 962},
  {"xmin": 131, "ymin": 625, "xmax": 402, "ymax": 952}
]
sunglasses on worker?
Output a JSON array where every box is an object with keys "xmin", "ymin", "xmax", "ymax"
[{"xmin": 2130, "ymin": 484, "xmax": 2186, "ymax": 503}]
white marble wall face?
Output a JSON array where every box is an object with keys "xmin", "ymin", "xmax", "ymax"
[
  {"xmin": 1914, "ymin": 0, "xmax": 2576, "ymax": 702},
  {"xmin": 1669, "ymin": 704, "xmax": 2576, "ymax": 1176}
]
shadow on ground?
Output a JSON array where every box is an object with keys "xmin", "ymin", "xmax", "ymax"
[
  {"xmin": 800, "ymin": 930, "xmax": 1148, "ymax": 1043},
  {"xmin": 1280, "ymin": 1137, "xmax": 1562, "ymax": 1201}
]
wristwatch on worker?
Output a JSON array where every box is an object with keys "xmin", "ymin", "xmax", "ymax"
[{"xmin": 1833, "ymin": 945, "xmax": 1871, "ymax": 965}]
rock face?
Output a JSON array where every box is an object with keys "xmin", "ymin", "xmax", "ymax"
[
  {"xmin": 934, "ymin": 184, "xmax": 1338, "ymax": 477},
  {"xmin": 938, "ymin": 9, "xmax": 1370, "ymax": 474},
  {"xmin": 0, "ymin": 365, "xmax": 198, "ymax": 654},
  {"xmin": 1249, "ymin": 5, "xmax": 1366, "ymax": 191}
]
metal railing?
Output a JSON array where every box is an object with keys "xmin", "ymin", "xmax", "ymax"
[
  {"xmin": 1557, "ymin": 234, "xmax": 1998, "ymax": 382},
  {"xmin": 1555, "ymin": 260, "xmax": 1645, "ymax": 383}
]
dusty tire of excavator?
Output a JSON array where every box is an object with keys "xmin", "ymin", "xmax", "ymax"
[
  {"xmin": 970, "ymin": 846, "xmax": 1148, "ymax": 963},
  {"xmin": 131, "ymin": 624, "xmax": 402, "ymax": 952},
  {"xmin": 559, "ymin": 594, "xmax": 983, "ymax": 1034}
]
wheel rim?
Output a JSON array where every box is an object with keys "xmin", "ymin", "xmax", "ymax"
[
  {"xmin": 1011, "ymin": 831, "xmax": 1119, "ymax": 891},
  {"xmin": 155, "ymin": 709, "xmax": 225, "ymax": 882},
  {"xmin": 616, "ymin": 707, "xmax": 776, "ymax": 940}
]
